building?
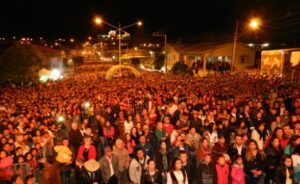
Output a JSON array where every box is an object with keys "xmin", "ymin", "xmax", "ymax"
[{"xmin": 167, "ymin": 42, "xmax": 255, "ymax": 73}]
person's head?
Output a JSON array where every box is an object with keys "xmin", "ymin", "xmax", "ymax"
[
  {"xmin": 270, "ymin": 137, "xmax": 280, "ymax": 149},
  {"xmin": 274, "ymin": 128, "xmax": 283, "ymax": 139},
  {"xmin": 147, "ymin": 159, "xmax": 156, "ymax": 170},
  {"xmin": 160, "ymin": 141, "xmax": 167, "ymax": 150},
  {"xmin": 139, "ymin": 134, "xmax": 146, "ymax": 144},
  {"xmin": 217, "ymin": 155, "xmax": 226, "ymax": 166},
  {"xmin": 248, "ymin": 140, "xmax": 258, "ymax": 151},
  {"xmin": 234, "ymin": 155, "xmax": 243, "ymax": 165},
  {"xmin": 104, "ymin": 146, "xmax": 112, "ymax": 158},
  {"xmin": 83, "ymin": 136, "xmax": 92, "ymax": 146},
  {"xmin": 25, "ymin": 174, "xmax": 35, "ymax": 184},
  {"xmin": 62, "ymin": 138, "xmax": 69, "ymax": 147},
  {"xmin": 105, "ymin": 121, "xmax": 111, "ymax": 127},
  {"xmin": 203, "ymin": 154, "xmax": 212, "ymax": 164},
  {"xmin": 164, "ymin": 117, "xmax": 170, "ymax": 124},
  {"xmin": 71, "ymin": 122, "xmax": 78, "ymax": 130},
  {"xmin": 115, "ymin": 139, "xmax": 124, "ymax": 150},
  {"xmin": 235, "ymin": 134, "xmax": 243, "ymax": 146},
  {"xmin": 125, "ymin": 133, "xmax": 131, "ymax": 141},
  {"xmin": 11, "ymin": 174, "xmax": 23, "ymax": 184},
  {"xmin": 156, "ymin": 122, "xmax": 163, "ymax": 130},
  {"xmin": 75, "ymin": 157, "xmax": 84, "ymax": 167},
  {"xmin": 143, "ymin": 124, "xmax": 149, "ymax": 134},
  {"xmin": 282, "ymin": 155, "xmax": 293, "ymax": 168},
  {"xmin": 25, "ymin": 152, "xmax": 33, "ymax": 161},
  {"xmin": 171, "ymin": 158, "xmax": 183, "ymax": 171},
  {"xmin": 201, "ymin": 138, "xmax": 210, "ymax": 148},
  {"xmin": 17, "ymin": 156, "xmax": 25, "ymax": 163},
  {"xmin": 179, "ymin": 151, "xmax": 188, "ymax": 164},
  {"xmin": 136, "ymin": 148, "xmax": 145, "ymax": 160},
  {"xmin": 189, "ymin": 127, "xmax": 196, "ymax": 135},
  {"xmin": 218, "ymin": 135, "xmax": 225, "ymax": 144},
  {"xmin": 0, "ymin": 150, "xmax": 8, "ymax": 159}
]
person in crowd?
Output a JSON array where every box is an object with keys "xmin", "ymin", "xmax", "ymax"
[
  {"xmin": 135, "ymin": 134, "xmax": 155, "ymax": 158},
  {"xmin": 228, "ymin": 134, "xmax": 246, "ymax": 161},
  {"xmin": 231, "ymin": 156, "xmax": 245, "ymax": 184},
  {"xmin": 141, "ymin": 159, "xmax": 162, "ymax": 184},
  {"xmin": 212, "ymin": 135, "xmax": 229, "ymax": 162},
  {"xmin": 99, "ymin": 146, "xmax": 120, "ymax": 184},
  {"xmin": 198, "ymin": 154, "xmax": 215, "ymax": 184},
  {"xmin": 11, "ymin": 174, "xmax": 24, "ymax": 184},
  {"xmin": 243, "ymin": 140, "xmax": 265, "ymax": 184},
  {"xmin": 264, "ymin": 137, "xmax": 283, "ymax": 183},
  {"xmin": 77, "ymin": 136, "xmax": 97, "ymax": 161},
  {"xmin": 0, "ymin": 149, "xmax": 13, "ymax": 183},
  {"xmin": 102, "ymin": 121, "xmax": 115, "ymax": 147},
  {"xmin": 68, "ymin": 122, "xmax": 83, "ymax": 154},
  {"xmin": 82, "ymin": 159, "xmax": 103, "ymax": 184},
  {"xmin": 179, "ymin": 150, "xmax": 196, "ymax": 184},
  {"xmin": 196, "ymin": 138, "xmax": 212, "ymax": 162},
  {"xmin": 112, "ymin": 139, "xmax": 130, "ymax": 183},
  {"xmin": 292, "ymin": 145, "xmax": 300, "ymax": 183},
  {"xmin": 276, "ymin": 155, "xmax": 294, "ymax": 184},
  {"xmin": 251, "ymin": 122, "xmax": 269, "ymax": 150},
  {"xmin": 215, "ymin": 155, "xmax": 230, "ymax": 184},
  {"xmin": 166, "ymin": 158, "xmax": 188, "ymax": 184},
  {"xmin": 129, "ymin": 148, "xmax": 150, "ymax": 184},
  {"xmin": 155, "ymin": 121, "xmax": 167, "ymax": 147},
  {"xmin": 25, "ymin": 174, "xmax": 36, "ymax": 184},
  {"xmin": 284, "ymin": 135, "xmax": 300, "ymax": 155}
]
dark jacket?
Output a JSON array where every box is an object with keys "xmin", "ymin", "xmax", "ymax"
[
  {"xmin": 99, "ymin": 155, "xmax": 120, "ymax": 183},
  {"xmin": 264, "ymin": 146, "xmax": 282, "ymax": 169},
  {"xmin": 69, "ymin": 129, "xmax": 83, "ymax": 148},
  {"xmin": 80, "ymin": 168, "xmax": 103, "ymax": 184},
  {"xmin": 198, "ymin": 161, "xmax": 216, "ymax": 184},
  {"xmin": 155, "ymin": 149, "xmax": 171, "ymax": 171},
  {"xmin": 183, "ymin": 161, "xmax": 196, "ymax": 184},
  {"xmin": 135, "ymin": 142, "xmax": 155, "ymax": 158},
  {"xmin": 212, "ymin": 143, "xmax": 228, "ymax": 161},
  {"xmin": 141, "ymin": 169, "xmax": 163, "ymax": 184},
  {"xmin": 228, "ymin": 144, "xmax": 246, "ymax": 161},
  {"xmin": 244, "ymin": 152, "xmax": 265, "ymax": 177}
]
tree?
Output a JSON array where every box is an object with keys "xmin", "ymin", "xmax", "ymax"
[
  {"xmin": 0, "ymin": 43, "xmax": 47, "ymax": 84},
  {"xmin": 131, "ymin": 58, "xmax": 141, "ymax": 66},
  {"xmin": 171, "ymin": 60, "xmax": 193, "ymax": 75},
  {"xmin": 154, "ymin": 53, "xmax": 164, "ymax": 70}
]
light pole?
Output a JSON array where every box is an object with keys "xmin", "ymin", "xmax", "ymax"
[
  {"xmin": 94, "ymin": 16, "xmax": 142, "ymax": 65},
  {"xmin": 231, "ymin": 18, "xmax": 261, "ymax": 71},
  {"xmin": 153, "ymin": 32, "xmax": 167, "ymax": 74}
]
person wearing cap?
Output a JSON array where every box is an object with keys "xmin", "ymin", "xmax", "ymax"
[{"xmin": 99, "ymin": 146, "xmax": 120, "ymax": 184}]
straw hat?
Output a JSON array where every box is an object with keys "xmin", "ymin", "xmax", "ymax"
[{"xmin": 84, "ymin": 159, "xmax": 100, "ymax": 172}]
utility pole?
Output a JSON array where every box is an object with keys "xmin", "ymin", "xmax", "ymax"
[
  {"xmin": 118, "ymin": 23, "xmax": 122, "ymax": 65},
  {"xmin": 153, "ymin": 32, "xmax": 167, "ymax": 74},
  {"xmin": 231, "ymin": 20, "xmax": 239, "ymax": 72}
]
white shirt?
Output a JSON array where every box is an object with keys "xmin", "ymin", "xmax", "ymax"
[
  {"xmin": 106, "ymin": 156, "xmax": 114, "ymax": 177},
  {"xmin": 124, "ymin": 120, "xmax": 134, "ymax": 134},
  {"xmin": 167, "ymin": 170, "xmax": 188, "ymax": 184}
]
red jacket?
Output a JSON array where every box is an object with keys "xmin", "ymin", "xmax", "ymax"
[
  {"xmin": 103, "ymin": 126, "xmax": 115, "ymax": 139},
  {"xmin": 0, "ymin": 156, "xmax": 13, "ymax": 181},
  {"xmin": 231, "ymin": 164, "xmax": 245, "ymax": 184},
  {"xmin": 215, "ymin": 163, "xmax": 229, "ymax": 184},
  {"xmin": 77, "ymin": 145, "xmax": 96, "ymax": 160}
]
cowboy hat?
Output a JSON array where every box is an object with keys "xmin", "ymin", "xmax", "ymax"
[{"xmin": 84, "ymin": 159, "xmax": 100, "ymax": 172}]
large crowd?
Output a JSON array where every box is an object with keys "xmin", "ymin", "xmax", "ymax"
[{"xmin": 0, "ymin": 63, "xmax": 300, "ymax": 184}]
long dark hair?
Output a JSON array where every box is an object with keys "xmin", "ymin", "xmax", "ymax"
[
  {"xmin": 279, "ymin": 155, "xmax": 294, "ymax": 180},
  {"xmin": 169, "ymin": 158, "xmax": 186, "ymax": 184}
]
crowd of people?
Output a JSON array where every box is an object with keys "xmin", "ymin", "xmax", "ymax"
[{"xmin": 0, "ymin": 63, "xmax": 300, "ymax": 184}]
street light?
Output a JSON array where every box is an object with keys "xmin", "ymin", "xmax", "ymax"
[
  {"xmin": 231, "ymin": 18, "xmax": 261, "ymax": 71},
  {"xmin": 94, "ymin": 16, "xmax": 142, "ymax": 65}
]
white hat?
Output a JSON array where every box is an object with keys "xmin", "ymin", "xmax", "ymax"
[{"xmin": 84, "ymin": 159, "xmax": 100, "ymax": 172}]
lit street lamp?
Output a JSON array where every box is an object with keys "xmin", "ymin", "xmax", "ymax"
[
  {"xmin": 94, "ymin": 16, "xmax": 142, "ymax": 65},
  {"xmin": 231, "ymin": 18, "xmax": 261, "ymax": 71}
]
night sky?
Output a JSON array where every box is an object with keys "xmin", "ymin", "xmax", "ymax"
[{"xmin": 1, "ymin": 0, "xmax": 300, "ymax": 43}]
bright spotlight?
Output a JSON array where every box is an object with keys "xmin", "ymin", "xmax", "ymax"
[
  {"xmin": 84, "ymin": 101, "xmax": 91, "ymax": 109},
  {"xmin": 50, "ymin": 69, "xmax": 61, "ymax": 81},
  {"xmin": 57, "ymin": 116, "xmax": 65, "ymax": 123}
]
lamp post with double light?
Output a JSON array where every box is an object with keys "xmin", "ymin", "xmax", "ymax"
[{"xmin": 94, "ymin": 16, "xmax": 142, "ymax": 65}]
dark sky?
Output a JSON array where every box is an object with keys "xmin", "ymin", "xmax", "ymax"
[{"xmin": 1, "ymin": 0, "xmax": 300, "ymax": 43}]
